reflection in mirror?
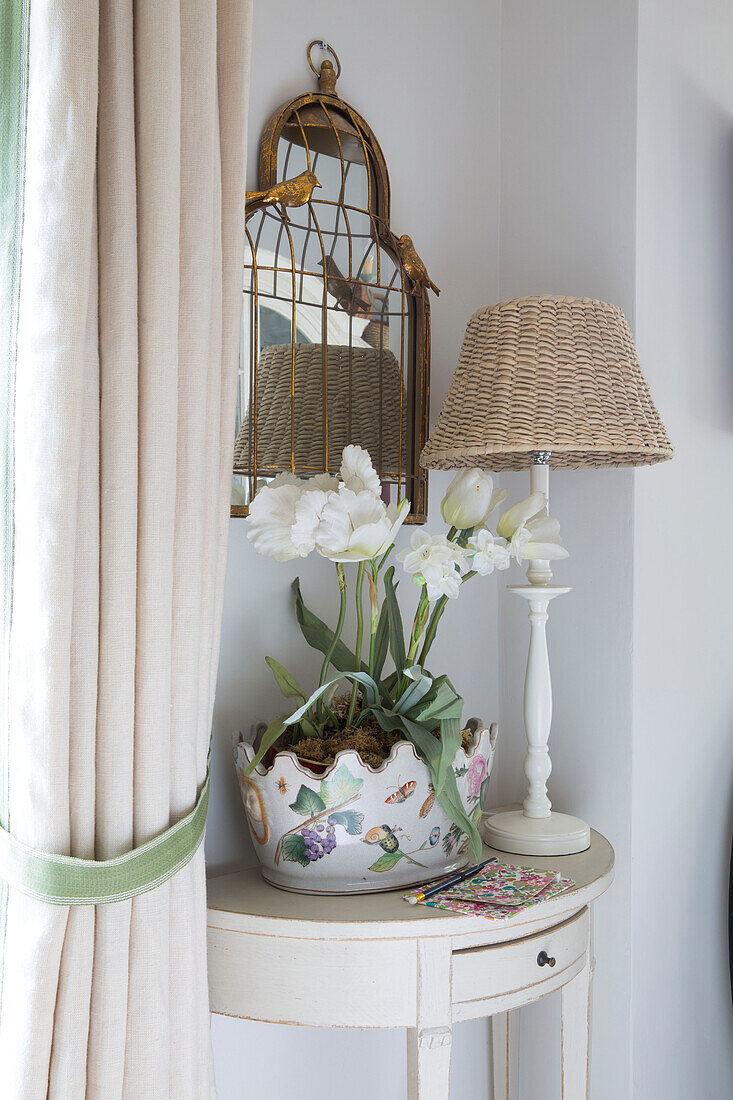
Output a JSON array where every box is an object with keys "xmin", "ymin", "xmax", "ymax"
[{"xmin": 233, "ymin": 61, "xmax": 430, "ymax": 522}]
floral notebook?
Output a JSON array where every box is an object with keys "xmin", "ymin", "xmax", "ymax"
[{"xmin": 403, "ymin": 863, "xmax": 574, "ymax": 919}]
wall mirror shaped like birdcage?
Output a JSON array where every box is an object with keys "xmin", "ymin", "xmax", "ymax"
[{"xmin": 231, "ymin": 41, "xmax": 436, "ymax": 522}]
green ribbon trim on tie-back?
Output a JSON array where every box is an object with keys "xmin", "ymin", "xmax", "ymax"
[{"xmin": 0, "ymin": 760, "xmax": 210, "ymax": 906}]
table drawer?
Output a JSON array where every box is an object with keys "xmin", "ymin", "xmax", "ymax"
[{"xmin": 452, "ymin": 907, "xmax": 589, "ymax": 1007}]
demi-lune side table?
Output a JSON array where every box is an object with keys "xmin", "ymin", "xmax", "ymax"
[{"xmin": 207, "ymin": 830, "xmax": 614, "ymax": 1099}]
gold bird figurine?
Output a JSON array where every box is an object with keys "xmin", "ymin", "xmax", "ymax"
[
  {"xmin": 396, "ymin": 234, "xmax": 440, "ymax": 296},
  {"xmin": 246, "ymin": 170, "xmax": 322, "ymax": 215}
]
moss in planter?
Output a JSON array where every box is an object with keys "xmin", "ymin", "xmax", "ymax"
[{"xmin": 288, "ymin": 696, "xmax": 475, "ymax": 769}]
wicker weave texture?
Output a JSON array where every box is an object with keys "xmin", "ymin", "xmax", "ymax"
[
  {"xmin": 234, "ymin": 342, "xmax": 407, "ymax": 476},
  {"xmin": 420, "ymin": 296, "xmax": 674, "ymax": 471}
]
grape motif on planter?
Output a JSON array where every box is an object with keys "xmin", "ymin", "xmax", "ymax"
[
  {"xmin": 275, "ymin": 764, "xmax": 365, "ymax": 869},
  {"xmin": 300, "ymin": 820, "xmax": 338, "ymax": 862}
]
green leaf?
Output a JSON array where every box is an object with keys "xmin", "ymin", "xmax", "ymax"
[
  {"xmin": 328, "ymin": 810, "xmax": 364, "ymax": 835},
  {"xmin": 433, "ymin": 760, "xmax": 483, "ymax": 862},
  {"xmin": 298, "ymin": 715, "xmax": 320, "ymax": 739},
  {"xmin": 265, "ymin": 656, "xmax": 307, "ymax": 701},
  {"xmin": 292, "ymin": 578, "xmax": 367, "ymax": 675},
  {"xmin": 383, "ymin": 567, "xmax": 406, "ymax": 673},
  {"xmin": 244, "ymin": 717, "xmax": 287, "ymax": 774},
  {"xmin": 410, "ymin": 675, "xmax": 463, "ymax": 724},
  {"xmin": 289, "ymin": 785, "xmax": 327, "ymax": 816},
  {"xmin": 364, "ymin": 705, "xmax": 481, "ymax": 862},
  {"xmin": 281, "ymin": 834, "xmax": 310, "ymax": 867},
  {"xmin": 372, "ymin": 599, "xmax": 390, "ymax": 682},
  {"xmin": 436, "ymin": 716, "xmax": 462, "ymax": 795},
  {"xmin": 319, "ymin": 764, "xmax": 363, "ymax": 808},
  {"xmin": 369, "ymin": 850, "xmax": 404, "ymax": 872}
]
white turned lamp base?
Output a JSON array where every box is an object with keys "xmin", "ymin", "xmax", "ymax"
[{"xmin": 481, "ymin": 808, "xmax": 591, "ymax": 856}]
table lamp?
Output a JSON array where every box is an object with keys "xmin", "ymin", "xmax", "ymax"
[{"xmin": 420, "ymin": 295, "xmax": 673, "ymax": 855}]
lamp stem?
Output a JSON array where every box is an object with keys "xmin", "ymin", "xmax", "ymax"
[
  {"xmin": 521, "ymin": 590, "xmax": 554, "ymax": 818},
  {"xmin": 481, "ymin": 452, "xmax": 589, "ymax": 855},
  {"xmin": 527, "ymin": 454, "xmax": 552, "ymax": 586}
]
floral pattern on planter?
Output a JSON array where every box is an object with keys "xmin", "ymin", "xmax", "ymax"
[{"xmin": 234, "ymin": 721, "xmax": 497, "ymax": 895}]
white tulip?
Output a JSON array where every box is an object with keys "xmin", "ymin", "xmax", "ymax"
[
  {"xmin": 497, "ymin": 493, "xmax": 568, "ymax": 563},
  {"xmin": 291, "ymin": 489, "xmax": 332, "ymax": 556},
  {"xmin": 440, "ymin": 468, "xmax": 506, "ymax": 529},
  {"xmin": 519, "ymin": 513, "xmax": 569, "ymax": 562},
  {"xmin": 496, "ymin": 491, "xmax": 546, "ymax": 540},
  {"xmin": 382, "ymin": 498, "xmax": 410, "ymax": 552},
  {"xmin": 466, "ymin": 529, "xmax": 511, "ymax": 575},
  {"xmin": 315, "ymin": 487, "xmax": 408, "ymax": 562},
  {"xmin": 247, "ymin": 480, "xmax": 307, "ymax": 561},
  {"xmin": 306, "ymin": 472, "xmax": 340, "ymax": 492},
  {"xmin": 339, "ymin": 444, "xmax": 381, "ymax": 497}
]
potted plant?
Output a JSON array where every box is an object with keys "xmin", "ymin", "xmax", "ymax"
[{"xmin": 234, "ymin": 446, "xmax": 567, "ymax": 894}]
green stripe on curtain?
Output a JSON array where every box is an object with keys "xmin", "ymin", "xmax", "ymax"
[{"xmin": 0, "ymin": 0, "xmax": 30, "ymax": 1007}]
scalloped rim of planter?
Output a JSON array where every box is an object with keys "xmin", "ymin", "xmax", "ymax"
[{"xmin": 243, "ymin": 716, "xmax": 492, "ymax": 781}]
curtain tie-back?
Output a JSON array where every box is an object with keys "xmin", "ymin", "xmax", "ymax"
[{"xmin": 0, "ymin": 757, "xmax": 210, "ymax": 905}]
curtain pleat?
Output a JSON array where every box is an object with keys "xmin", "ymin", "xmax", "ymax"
[
  {"xmin": 89, "ymin": 0, "xmax": 138, "ymax": 1092},
  {"xmin": 0, "ymin": 0, "xmax": 252, "ymax": 1094}
]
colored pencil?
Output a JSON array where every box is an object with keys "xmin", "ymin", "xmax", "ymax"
[{"xmin": 406, "ymin": 857, "xmax": 499, "ymax": 905}]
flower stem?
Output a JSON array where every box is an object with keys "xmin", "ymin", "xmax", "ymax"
[
  {"xmin": 418, "ymin": 569, "xmax": 477, "ymax": 667},
  {"xmin": 346, "ymin": 561, "xmax": 366, "ymax": 727},
  {"xmin": 367, "ymin": 564, "xmax": 379, "ymax": 678},
  {"xmin": 317, "ymin": 563, "xmax": 347, "ymax": 723},
  {"xmin": 407, "ymin": 587, "xmax": 430, "ymax": 664}
]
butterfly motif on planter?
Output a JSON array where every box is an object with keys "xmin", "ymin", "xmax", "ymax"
[{"xmin": 385, "ymin": 778, "xmax": 417, "ymax": 804}]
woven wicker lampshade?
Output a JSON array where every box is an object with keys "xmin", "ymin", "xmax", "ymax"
[{"xmin": 420, "ymin": 295, "xmax": 673, "ymax": 471}]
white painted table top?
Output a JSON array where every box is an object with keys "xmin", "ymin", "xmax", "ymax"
[{"xmin": 207, "ymin": 828, "xmax": 614, "ymax": 944}]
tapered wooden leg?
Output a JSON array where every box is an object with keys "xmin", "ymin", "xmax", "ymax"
[
  {"xmin": 407, "ymin": 939, "xmax": 452, "ymax": 1100},
  {"xmin": 561, "ymin": 960, "xmax": 591, "ymax": 1099},
  {"xmin": 490, "ymin": 1010, "xmax": 520, "ymax": 1100}
]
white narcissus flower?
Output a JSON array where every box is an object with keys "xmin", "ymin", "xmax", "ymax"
[
  {"xmin": 497, "ymin": 492, "xmax": 569, "ymax": 563},
  {"xmin": 424, "ymin": 561, "xmax": 462, "ymax": 601},
  {"xmin": 247, "ymin": 479, "xmax": 307, "ymax": 561},
  {"xmin": 396, "ymin": 531, "xmax": 468, "ymax": 601},
  {"xmin": 396, "ymin": 530, "xmax": 467, "ymax": 576},
  {"xmin": 315, "ymin": 488, "xmax": 409, "ymax": 562},
  {"xmin": 466, "ymin": 529, "xmax": 511, "ymax": 575},
  {"xmin": 440, "ymin": 469, "xmax": 507, "ymax": 529},
  {"xmin": 339, "ymin": 444, "xmax": 381, "ymax": 497}
]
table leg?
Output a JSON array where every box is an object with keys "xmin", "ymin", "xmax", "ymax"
[
  {"xmin": 490, "ymin": 1010, "xmax": 519, "ymax": 1100},
  {"xmin": 407, "ymin": 939, "xmax": 452, "ymax": 1100},
  {"xmin": 561, "ymin": 958, "xmax": 591, "ymax": 1099}
]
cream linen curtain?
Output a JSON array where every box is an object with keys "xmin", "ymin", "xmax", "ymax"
[{"xmin": 0, "ymin": 1, "xmax": 251, "ymax": 1094}]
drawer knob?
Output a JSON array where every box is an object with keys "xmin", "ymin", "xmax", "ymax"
[{"xmin": 537, "ymin": 951, "xmax": 556, "ymax": 968}]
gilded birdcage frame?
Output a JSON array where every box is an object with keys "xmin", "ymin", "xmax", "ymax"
[{"xmin": 231, "ymin": 42, "xmax": 434, "ymax": 522}]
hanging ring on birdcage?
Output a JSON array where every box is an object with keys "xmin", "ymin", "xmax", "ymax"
[{"xmin": 307, "ymin": 40, "xmax": 342, "ymax": 81}]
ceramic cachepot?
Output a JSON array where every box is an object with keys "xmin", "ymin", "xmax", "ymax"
[{"xmin": 234, "ymin": 720, "xmax": 497, "ymax": 895}]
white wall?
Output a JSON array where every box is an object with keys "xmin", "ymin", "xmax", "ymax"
[
  {"xmin": 496, "ymin": 4, "xmax": 639, "ymax": 1097},
  {"xmin": 633, "ymin": 2, "xmax": 733, "ymax": 1095},
  {"xmin": 208, "ymin": 4, "xmax": 733, "ymax": 1098},
  {"xmin": 207, "ymin": 2, "xmax": 504, "ymax": 1097}
]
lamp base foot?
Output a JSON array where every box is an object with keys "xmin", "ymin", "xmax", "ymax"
[{"xmin": 481, "ymin": 809, "xmax": 591, "ymax": 856}]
